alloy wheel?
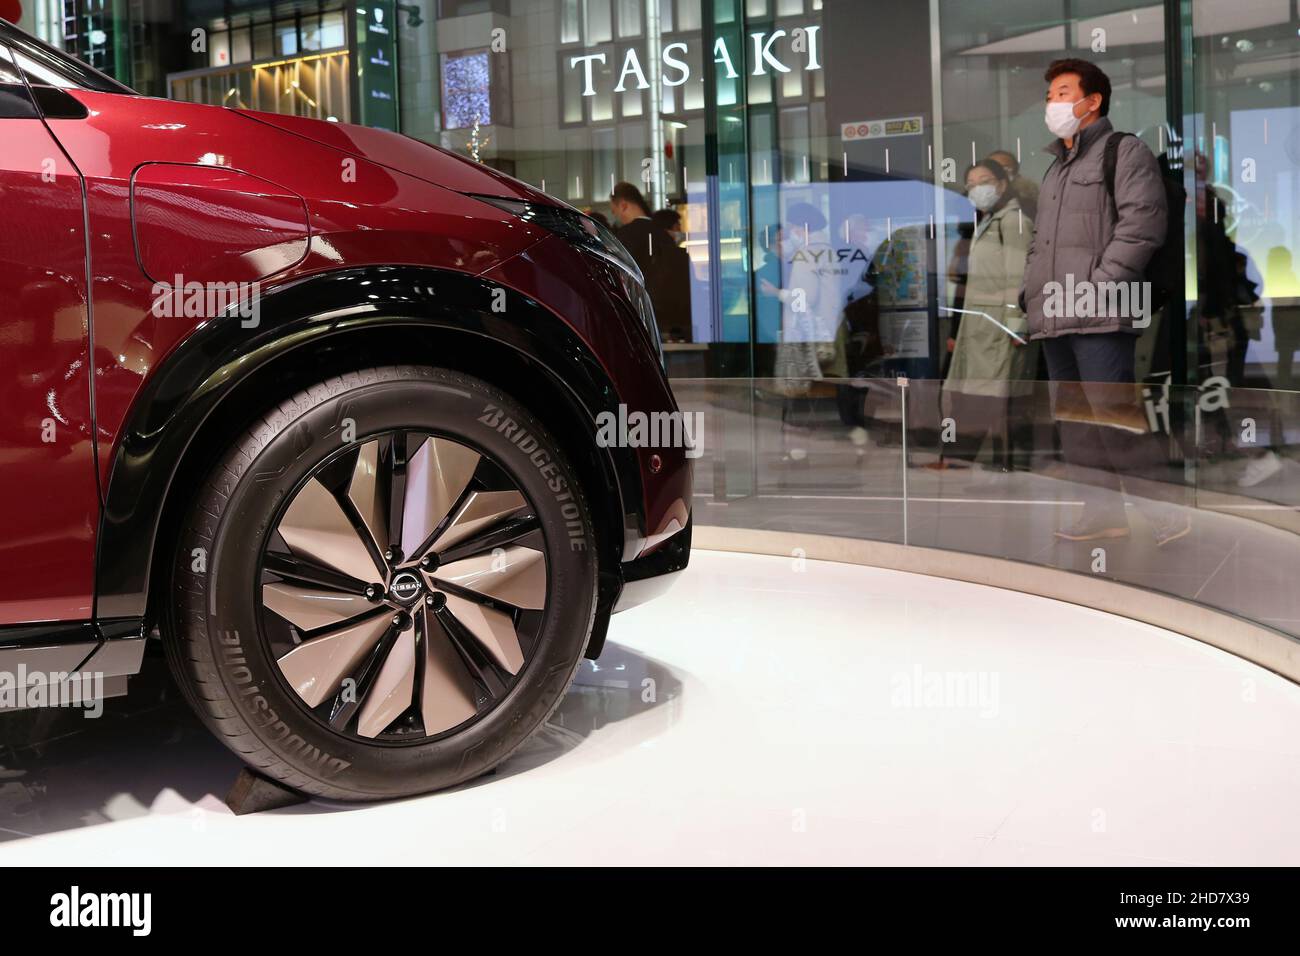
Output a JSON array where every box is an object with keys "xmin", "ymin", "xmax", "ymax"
[{"xmin": 257, "ymin": 431, "xmax": 548, "ymax": 742}]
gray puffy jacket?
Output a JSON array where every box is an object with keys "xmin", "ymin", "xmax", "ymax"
[{"xmin": 1019, "ymin": 117, "xmax": 1168, "ymax": 339}]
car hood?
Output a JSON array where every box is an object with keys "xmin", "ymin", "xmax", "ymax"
[{"xmin": 234, "ymin": 109, "xmax": 554, "ymax": 204}]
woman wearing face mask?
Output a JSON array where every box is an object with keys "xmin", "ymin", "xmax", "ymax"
[{"xmin": 939, "ymin": 159, "xmax": 1039, "ymax": 470}]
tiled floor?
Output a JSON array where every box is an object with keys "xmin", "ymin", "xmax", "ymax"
[{"xmin": 1, "ymin": 551, "xmax": 1296, "ymax": 865}]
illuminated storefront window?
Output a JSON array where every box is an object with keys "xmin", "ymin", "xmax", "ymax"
[{"xmin": 167, "ymin": 3, "xmax": 352, "ymax": 122}]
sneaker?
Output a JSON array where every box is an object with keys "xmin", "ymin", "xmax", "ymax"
[
  {"xmin": 1237, "ymin": 451, "xmax": 1283, "ymax": 488},
  {"xmin": 1053, "ymin": 515, "xmax": 1130, "ymax": 542},
  {"xmin": 1151, "ymin": 513, "xmax": 1192, "ymax": 548},
  {"xmin": 848, "ymin": 426, "xmax": 869, "ymax": 447}
]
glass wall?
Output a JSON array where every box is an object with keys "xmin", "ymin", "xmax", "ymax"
[
  {"xmin": 1184, "ymin": 0, "xmax": 1300, "ymax": 551},
  {"xmin": 386, "ymin": 1, "xmax": 1299, "ymax": 390},
  {"xmin": 1190, "ymin": 1, "xmax": 1300, "ymax": 394}
]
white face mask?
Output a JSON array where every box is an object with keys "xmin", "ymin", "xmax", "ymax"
[
  {"xmin": 968, "ymin": 183, "xmax": 1000, "ymax": 212},
  {"xmin": 1045, "ymin": 99, "xmax": 1085, "ymax": 139}
]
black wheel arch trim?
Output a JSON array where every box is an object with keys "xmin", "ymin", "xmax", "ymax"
[{"xmin": 95, "ymin": 265, "xmax": 647, "ymax": 639}]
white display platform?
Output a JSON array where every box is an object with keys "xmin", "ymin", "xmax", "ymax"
[{"xmin": 1, "ymin": 549, "xmax": 1297, "ymax": 865}]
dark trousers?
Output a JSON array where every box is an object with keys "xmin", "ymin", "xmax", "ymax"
[
  {"xmin": 942, "ymin": 391, "xmax": 1025, "ymax": 467},
  {"xmin": 1041, "ymin": 332, "xmax": 1184, "ymax": 519}
]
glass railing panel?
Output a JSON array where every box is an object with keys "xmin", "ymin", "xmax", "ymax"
[
  {"xmin": 670, "ymin": 377, "xmax": 754, "ymax": 506},
  {"xmin": 899, "ymin": 376, "xmax": 1300, "ymax": 639},
  {"xmin": 1190, "ymin": 384, "xmax": 1300, "ymax": 636},
  {"xmin": 674, "ymin": 376, "xmax": 1300, "ymax": 641},
  {"xmin": 899, "ymin": 377, "xmax": 1086, "ymax": 559},
  {"xmin": 676, "ymin": 375, "xmax": 906, "ymax": 542},
  {"xmin": 902, "ymin": 376, "xmax": 1208, "ymax": 590}
]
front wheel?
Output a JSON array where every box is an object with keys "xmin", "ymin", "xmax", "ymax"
[{"xmin": 167, "ymin": 366, "xmax": 598, "ymax": 801}]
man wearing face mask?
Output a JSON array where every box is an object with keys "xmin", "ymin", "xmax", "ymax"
[{"xmin": 1019, "ymin": 57, "xmax": 1189, "ymax": 546}]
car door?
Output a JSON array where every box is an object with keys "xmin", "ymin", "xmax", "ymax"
[{"xmin": 0, "ymin": 41, "xmax": 98, "ymax": 626}]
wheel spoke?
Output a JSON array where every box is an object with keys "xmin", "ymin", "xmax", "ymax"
[
  {"xmin": 263, "ymin": 551, "xmax": 368, "ymax": 595},
  {"xmin": 347, "ymin": 439, "xmax": 389, "ymax": 557},
  {"xmin": 418, "ymin": 606, "xmax": 480, "ymax": 734},
  {"xmin": 276, "ymin": 611, "xmax": 391, "ymax": 707},
  {"xmin": 326, "ymin": 620, "xmax": 399, "ymax": 730},
  {"xmin": 442, "ymin": 593, "xmax": 524, "ymax": 674},
  {"xmin": 435, "ymin": 605, "xmax": 511, "ymax": 700},
  {"xmin": 278, "ymin": 477, "xmax": 383, "ymax": 583},
  {"xmin": 356, "ymin": 624, "xmax": 418, "ymax": 738},
  {"xmin": 433, "ymin": 546, "xmax": 546, "ymax": 610},
  {"xmin": 383, "ymin": 433, "xmax": 408, "ymax": 561},
  {"xmin": 262, "ymin": 581, "xmax": 375, "ymax": 632},
  {"xmin": 438, "ymin": 514, "xmax": 540, "ymax": 565},
  {"xmin": 400, "ymin": 436, "xmax": 480, "ymax": 559},
  {"xmin": 429, "ymin": 490, "xmax": 527, "ymax": 553}
]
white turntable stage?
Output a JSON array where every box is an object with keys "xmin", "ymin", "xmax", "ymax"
[{"xmin": 1, "ymin": 550, "xmax": 1298, "ymax": 866}]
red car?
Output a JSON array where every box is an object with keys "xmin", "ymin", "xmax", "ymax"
[{"xmin": 0, "ymin": 21, "xmax": 690, "ymax": 800}]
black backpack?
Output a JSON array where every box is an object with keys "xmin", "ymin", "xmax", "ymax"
[{"xmin": 1102, "ymin": 131, "xmax": 1185, "ymax": 311}]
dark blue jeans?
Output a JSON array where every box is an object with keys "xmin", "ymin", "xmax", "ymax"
[{"xmin": 1041, "ymin": 332, "xmax": 1184, "ymax": 520}]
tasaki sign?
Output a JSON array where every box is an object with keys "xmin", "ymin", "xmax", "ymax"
[{"xmin": 569, "ymin": 26, "xmax": 823, "ymax": 97}]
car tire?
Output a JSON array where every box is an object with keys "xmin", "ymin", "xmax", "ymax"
[{"xmin": 165, "ymin": 365, "xmax": 598, "ymax": 801}]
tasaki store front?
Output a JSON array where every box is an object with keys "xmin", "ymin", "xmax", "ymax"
[
  {"xmin": 391, "ymin": 0, "xmax": 1300, "ymax": 393},
  {"xmin": 65, "ymin": 0, "xmax": 1300, "ymax": 386}
]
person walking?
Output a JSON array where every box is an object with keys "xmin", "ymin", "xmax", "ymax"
[
  {"xmin": 761, "ymin": 202, "xmax": 848, "ymax": 462},
  {"xmin": 649, "ymin": 207, "xmax": 694, "ymax": 343},
  {"xmin": 1019, "ymin": 58, "xmax": 1190, "ymax": 545}
]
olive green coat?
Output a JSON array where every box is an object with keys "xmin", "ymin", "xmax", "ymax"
[{"xmin": 945, "ymin": 197, "xmax": 1039, "ymax": 398}]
